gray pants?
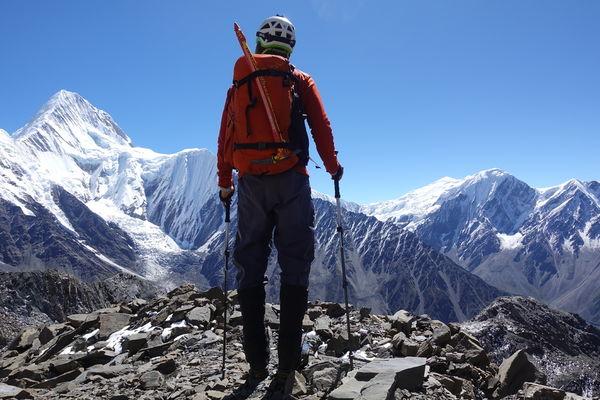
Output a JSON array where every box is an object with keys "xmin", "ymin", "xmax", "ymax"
[{"xmin": 234, "ymin": 169, "xmax": 315, "ymax": 290}]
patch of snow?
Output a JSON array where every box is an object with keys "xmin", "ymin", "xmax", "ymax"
[
  {"xmin": 82, "ymin": 328, "xmax": 99, "ymax": 341},
  {"xmin": 162, "ymin": 320, "xmax": 188, "ymax": 341},
  {"xmin": 497, "ymin": 232, "xmax": 523, "ymax": 250},
  {"xmin": 103, "ymin": 322, "xmax": 155, "ymax": 355}
]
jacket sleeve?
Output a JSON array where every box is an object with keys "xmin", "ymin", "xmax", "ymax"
[
  {"xmin": 217, "ymin": 86, "xmax": 234, "ymax": 188},
  {"xmin": 297, "ymin": 73, "xmax": 340, "ymax": 175}
]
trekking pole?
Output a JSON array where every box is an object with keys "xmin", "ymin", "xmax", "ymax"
[
  {"xmin": 221, "ymin": 197, "xmax": 231, "ymax": 379},
  {"xmin": 334, "ymin": 177, "xmax": 354, "ymax": 370}
]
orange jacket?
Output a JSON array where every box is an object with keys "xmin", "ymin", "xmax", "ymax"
[{"xmin": 217, "ymin": 67, "xmax": 340, "ymax": 188}]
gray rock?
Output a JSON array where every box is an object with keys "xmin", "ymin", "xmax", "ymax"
[
  {"xmin": 329, "ymin": 377, "xmax": 368, "ymax": 400},
  {"xmin": 494, "ymin": 349, "xmax": 546, "ymax": 397},
  {"xmin": 187, "ymin": 306, "xmax": 212, "ymax": 327},
  {"xmin": 523, "ymin": 382, "xmax": 566, "ymax": 400},
  {"xmin": 31, "ymin": 367, "xmax": 84, "ymax": 389},
  {"xmin": 87, "ymin": 364, "xmax": 133, "ymax": 379},
  {"xmin": 67, "ymin": 313, "xmax": 99, "ymax": 328},
  {"xmin": 155, "ymin": 357, "xmax": 177, "ymax": 375},
  {"xmin": 7, "ymin": 328, "xmax": 39, "ymax": 352},
  {"xmin": 98, "ymin": 313, "xmax": 131, "ymax": 339},
  {"xmin": 390, "ymin": 310, "xmax": 415, "ymax": 334},
  {"xmin": 265, "ymin": 304, "xmax": 280, "ymax": 327},
  {"xmin": 355, "ymin": 357, "xmax": 427, "ymax": 391},
  {"xmin": 315, "ymin": 316, "xmax": 334, "ymax": 339},
  {"xmin": 0, "ymin": 383, "xmax": 32, "ymax": 399},
  {"xmin": 430, "ymin": 320, "xmax": 451, "ymax": 346},
  {"xmin": 357, "ymin": 373, "xmax": 396, "ymax": 400},
  {"xmin": 400, "ymin": 339, "xmax": 419, "ymax": 356},
  {"xmin": 49, "ymin": 358, "xmax": 81, "ymax": 375},
  {"xmin": 123, "ymin": 332, "xmax": 148, "ymax": 355},
  {"xmin": 302, "ymin": 314, "xmax": 314, "ymax": 330},
  {"xmin": 312, "ymin": 366, "xmax": 339, "ymax": 392},
  {"xmin": 229, "ymin": 311, "xmax": 242, "ymax": 326},
  {"xmin": 140, "ymin": 370, "xmax": 164, "ymax": 389}
]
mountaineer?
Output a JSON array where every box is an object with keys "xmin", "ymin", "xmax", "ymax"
[{"xmin": 217, "ymin": 15, "xmax": 343, "ymax": 398}]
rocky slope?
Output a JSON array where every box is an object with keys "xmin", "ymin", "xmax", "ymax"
[
  {"xmin": 463, "ymin": 296, "xmax": 600, "ymax": 397},
  {"xmin": 0, "ymin": 286, "xmax": 595, "ymax": 400},
  {"xmin": 361, "ymin": 169, "xmax": 600, "ymax": 325},
  {"xmin": 0, "ymin": 90, "xmax": 502, "ymax": 322},
  {"xmin": 0, "ymin": 270, "xmax": 161, "ymax": 348}
]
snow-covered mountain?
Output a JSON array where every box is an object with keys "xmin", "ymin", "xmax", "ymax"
[
  {"xmin": 361, "ymin": 169, "xmax": 600, "ymax": 325},
  {"xmin": 0, "ymin": 90, "xmax": 503, "ymax": 321}
]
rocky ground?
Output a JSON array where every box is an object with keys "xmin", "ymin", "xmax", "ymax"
[
  {"xmin": 0, "ymin": 270, "xmax": 161, "ymax": 348},
  {"xmin": 0, "ymin": 285, "xmax": 598, "ymax": 400}
]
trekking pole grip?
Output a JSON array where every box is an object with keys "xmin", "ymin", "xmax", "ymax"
[{"xmin": 334, "ymin": 179, "xmax": 341, "ymax": 199}]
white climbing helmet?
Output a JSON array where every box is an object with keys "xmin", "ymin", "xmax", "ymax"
[{"xmin": 256, "ymin": 15, "xmax": 296, "ymax": 56}]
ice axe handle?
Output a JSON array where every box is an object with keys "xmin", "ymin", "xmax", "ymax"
[{"xmin": 334, "ymin": 179, "xmax": 341, "ymax": 199}]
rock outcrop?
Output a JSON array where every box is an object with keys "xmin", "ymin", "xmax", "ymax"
[{"xmin": 463, "ymin": 296, "xmax": 600, "ymax": 397}]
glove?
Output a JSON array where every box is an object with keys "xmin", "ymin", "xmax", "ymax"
[
  {"xmin": 331, "ymin": 165, "xmax": 344, "ymax": 181},
  {"xmin": 219, "ymin": 186, "xmax": 234, "ymax": 203}
]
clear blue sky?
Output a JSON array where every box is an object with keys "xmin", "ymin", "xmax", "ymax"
[{"xmin": 1, "ymin": 1, "xmax": 599, "ymax": 203}]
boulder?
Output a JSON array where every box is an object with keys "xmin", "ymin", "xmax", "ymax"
[
  {"xmin": 7, "ymin": 328, "xmax": 39, "ymax": 352},
  {"xmin": 87, "ymin": 364, "xmax": 134, "ymax": 379},
  {"xmin": 49, "ymin": 358, "xmax": 81, "ymax": 375},
  {"xmin": 357, "ymin": 373, "xmax": 396, "ymax": 400},
  {"xmin": 523, "ymin": 382, "xmax": 566, "ymax": 400},
  {"xmin": 140, "ymin": 370, "xmax": 164, "ymax": 389},
  {"xmin": 494, "ymin": 349, "xmax": 546, "ymax": 397},
  {"xmin": 98, "ymin": 313, "xmax": 131, "ymax": 339},
  {"xmin": 39, "ymin": 325, "xmax": 69, "ymax": 347},
  {"xmin": 186, "ymin": 306, "xmax": 212, "ymax": 327},
  {"xmin": 154, "ymin": 357, "xmax": 177, "ymax": 375},
  {"xmin": 123, "ymin": 332, "xmax": 148, "ymax": 355},
  {"xmin": 329, "ymin": 378, "xmax": 368, "ymax": 400},
  {"xmin": 522, "ymin": 382, "xmax": 586, "ymax": 400},
  {"xmin": 31, "ymin": 368, "xmax": 84, "ymax": 389},
  {"xmin": 315, "ymin": 316, "xmax": 334, "ymax": 339},
  {"xmin": 390, "ymin": 310, "xmax": 415, "ymax": 334},
  {"xmin": 400, "ymin": 339, "xmax": 419, "ymax": 356},
  {"xmin": 0, "ymin": 383, "xmax": 32, "ymax": 399},
  {"xmin": 67, "ymin": 313, "xmax": 99, "ymax": 328},
  {"xmin": 355, "ymin": 357, "xmax": 427, "ymax": 390},
  {"xmin": 312, "ymin": 366, "xmax": 339, "ymax": 392},
  {"xmin": 430, "ymin": 320, "xmax": 451, "ymax": 346}
]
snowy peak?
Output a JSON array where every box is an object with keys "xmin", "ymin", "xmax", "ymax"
[
  {"xmin": 361, "ymin": 176, "xmax": 461, "ymax": 222},
  {"xmin": 14, "ymin": 90, "xmax": 131, "ymax": 156}
]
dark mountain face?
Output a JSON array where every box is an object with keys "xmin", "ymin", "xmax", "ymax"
[
  {"xmin": 462, "ymin": 296, "xmax": 600, "ymax": 396},
  {"xmin": 0, "ymin": 188, "xmax": 137, "ymax": 282}
]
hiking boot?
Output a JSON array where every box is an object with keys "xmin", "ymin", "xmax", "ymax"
[
  {"xmin": 238, "ymin": 285, "xmax": 270, "ymax": 371},
  {"xmin": 225, "ymin": 368, "xmax": 269, "ymax": 400},
  {"xmin": 278, "ymin": 284, "xmax": 308, "ymax": 372},
  {"xmin": 264, "ymin": 370, "xmax": 297, "ymax": 400}
]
